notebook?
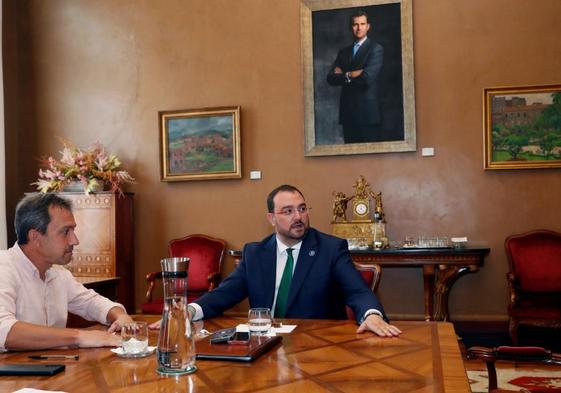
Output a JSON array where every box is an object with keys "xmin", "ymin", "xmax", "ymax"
[
  {"xmin": 196, "ymin": 334, "xmax": 282, "ymax": 362},
  {"xmin": 0, "ymin": 364, "xmax": 65, "ymax": 376}
]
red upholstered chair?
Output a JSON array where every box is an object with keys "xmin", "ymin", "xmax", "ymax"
[
  {"xmin": 466, "ymin": 346, "xmax": 561, "ymax": 392},
  {"xmin": 346, "ymin": 263, "xmax": 382, "ymax": 320},
  {"xmin": 141, "ymin": 234, "xmax": 226, "ymax": 314},
  {"xmin": 504, "ymin": 230, "xmax": 561, "ymax": 345}
]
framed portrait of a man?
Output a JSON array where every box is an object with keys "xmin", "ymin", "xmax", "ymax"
[{"xmin": 301, "ymin": 0, "xmax": 416, "ymax": 156}]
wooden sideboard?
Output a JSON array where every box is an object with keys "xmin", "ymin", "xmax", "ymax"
[
  {"xmin": 350, "ymin": 247, "xmax": 490, "ymax": 321},
  {"xmin": 62, "ymin": 192, "xmax": 135, "ymax": 313}
]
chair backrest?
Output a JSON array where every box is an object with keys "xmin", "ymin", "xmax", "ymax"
[
  {"xmin": 353, "ymin": 262, "xmax": 382, "ymax": 293},
  {"xmin": 346, "ymin": 263, "xmax": 381, "ymax": 320},
  {"xmin": 505, "ymin": 229, "xmax": 561, "ymax": 292},
  {"xmin": 169, "ymin": 234, "xmax": 226, "ymax": 292}
]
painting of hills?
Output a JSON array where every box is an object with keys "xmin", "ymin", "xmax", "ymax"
[{"xmin": 167, "ymin": 114, "xmax": 234, "ymax": 174}]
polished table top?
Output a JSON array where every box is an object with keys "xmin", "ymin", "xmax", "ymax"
[{"xmin": 0, "ymin": 316, "xmax": 469, "ymax": 392}]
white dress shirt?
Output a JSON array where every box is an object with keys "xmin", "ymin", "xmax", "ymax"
[{"xmin": 0, "ymin": 243, "xmax": 125, "ymax": 351}]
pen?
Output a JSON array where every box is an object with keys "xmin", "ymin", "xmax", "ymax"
[{"xmin": 28, "ymin": 355, "xmax": 79, "ymax": 360}]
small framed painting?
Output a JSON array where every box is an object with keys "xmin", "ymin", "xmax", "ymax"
[
  {"xmin": 483, "ymin": 85, "xmax": 561, "ymax": 170},
  {"xmin": 159, "ymin": 106, "xmax": 242, "ymax": 181}
]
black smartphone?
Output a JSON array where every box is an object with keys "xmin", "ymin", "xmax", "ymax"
[
  {"xmin": 228, "ymin": 332, "xmax": 250, "ymax": 345},
  {"xmin": 0, "ymin": 364, "xmax": 65, "ymax": 376}
]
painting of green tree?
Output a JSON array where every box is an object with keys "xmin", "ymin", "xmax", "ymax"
[{"xmin": 491, "ymin": 92, "xmax": 561, "ymax": 162}]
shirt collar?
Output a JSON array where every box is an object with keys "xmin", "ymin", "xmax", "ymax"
[
  {"xmin": 12, "ymin": 242, "xmax": 41, "ymax": 278},
  {"xmin": 12, "ymin": 242, "xmax": 55, "ymax": 281},
  {"xmin": 275, "ymin": 236, "xmax": 302, "ymax": 254},
  {"xmin": 355, "ymin": 36, "xmax": 368, "ymax": 46}
]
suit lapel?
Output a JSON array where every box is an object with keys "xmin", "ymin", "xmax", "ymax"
[
  {"xmin": 286, "ymin": 230, "xmax": 318, "ymax": 310},
  {"xmin": 260, "ymin": 236, "xmax": 278, "ymax": 308}
]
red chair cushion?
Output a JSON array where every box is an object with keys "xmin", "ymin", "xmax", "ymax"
[{"xmin": 140, "ymin": 299, "xmax": 164, "ymax": 314}]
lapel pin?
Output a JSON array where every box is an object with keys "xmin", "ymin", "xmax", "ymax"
[{"xmin": 309, "ymin": 250, "xmax": 316, "ymax": 257}]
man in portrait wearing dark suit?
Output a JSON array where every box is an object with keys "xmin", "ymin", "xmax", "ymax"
[
  {"xmin": 327, "ymin": 10, "xmax": 384, "ymax": 144},
  {"xmin": 188, "ymin": 184, "xmax": 401, "ymax": 337}
]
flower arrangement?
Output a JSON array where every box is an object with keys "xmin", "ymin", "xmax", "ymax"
[{"xmin": 33, "ymin": 139, "xmax": 135, "ymax": 195}]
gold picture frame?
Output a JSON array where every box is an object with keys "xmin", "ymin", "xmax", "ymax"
[
  {"xmin": 301, "ymin": 0, "xmax": 416, "ymax": 156},
  {"xmin": 159, "ymin": 106, "xmax": 242, "ymax": 181},
  {"xmin": 483, "ymin": 84, "xmax": 561, "ymax": 170}
]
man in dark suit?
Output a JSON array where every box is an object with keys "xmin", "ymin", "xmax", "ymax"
[
  {"xmin": 327, "ymin": 10, "xmax": 384, "ymax": 143},
  {"xmin": 191, "ymin": 185, "xmax": 401, "ymax": 337}
]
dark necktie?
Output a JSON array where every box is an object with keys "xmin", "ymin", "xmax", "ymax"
[{"xmin": 274, "ymin": 248, "xmax": 294, "ymax": 318}]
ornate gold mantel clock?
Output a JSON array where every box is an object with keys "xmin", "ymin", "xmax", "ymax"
[{"xmin": 331, "ymin": 176, "xmax": 387, "ymax": 248}]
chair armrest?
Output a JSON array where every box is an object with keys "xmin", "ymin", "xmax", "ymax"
[
  {"xmin": 145, "ymin": 271, "xmax": 163, "ymax": 302},
  {"xmin": 468, "ymin": 346, "xmax": 561, "ymax": 364},
  {"xmin": 506, "ymin": 272, "xmax": 519, "ymax": 306},
  {"xmin": 207, "ymin": 272, "xmax": 221, "ymax": 291},
  {"xmin": 466, "ymin": 346, "xmax": 497, "ymax": 361}
]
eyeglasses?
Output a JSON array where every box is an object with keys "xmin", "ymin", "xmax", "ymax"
[{"xmin": 274, "ymin": 206, "xmax": 312, "ymax": 217}]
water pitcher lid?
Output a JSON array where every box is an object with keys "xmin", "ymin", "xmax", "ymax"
[{"xmin": 160, "ymin": 257, "xmax": 190, "ymax": 273}]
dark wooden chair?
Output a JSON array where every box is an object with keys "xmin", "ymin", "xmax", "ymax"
[
  {"xmin": 504, "ymin": 230, "xmax": 561, "ymax": 344},
  {"xmin": 346, "ymin": 262, "xmax": 382, "ymax": 320},
  {"xmin": 141, "ymin": 234, "xmax": 226, "ymax": 314},
  {"xmin": 467, "ymin": 346, "xmax": 561, "ymax": 392}
]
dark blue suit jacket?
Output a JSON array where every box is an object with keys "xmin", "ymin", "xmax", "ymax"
[
  {"xmin": 196, "ymin": 228, "xmax": 387, "ymax": 324},
  {"xmin": 326, "ymin": 37, "xmax": 384, "ymax": 127}
]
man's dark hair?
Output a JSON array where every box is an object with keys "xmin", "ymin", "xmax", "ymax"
[
  {"xmin": 267, "ymin": 185, "xmax": 305, "ymax": 213},
  {"xmin": 15, "ymin": 193, "xmax": 73, "ymax": 245},
  {"xmin": 349, "ymin": 10, "xmax": 369, "ymax": 28}
]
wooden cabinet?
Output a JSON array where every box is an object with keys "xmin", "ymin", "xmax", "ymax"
[{"xmin": 62, "ymin": 192, "xmax": 135, "ymax": 313}]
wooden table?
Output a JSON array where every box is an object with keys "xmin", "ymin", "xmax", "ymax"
[
  {"xmin": 351, "ymin": 247, "xmax": 490, "ymax": 321},
  {"xmin": 0, "ymin": 316, "xmax": 470, "ymax": 392}
]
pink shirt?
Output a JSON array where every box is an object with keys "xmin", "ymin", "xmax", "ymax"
[{"xmin": 0, "ymin": 243, "xmax": 125, "ymax": 351}]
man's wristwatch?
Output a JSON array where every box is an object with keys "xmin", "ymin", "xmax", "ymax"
[
  {"xmin": 345, "ymin": 71, "xmax": 351, "ymax": 83},
  {"xmin": 359, "ymin": 310, "xmax": 382, "ymax": 324}
]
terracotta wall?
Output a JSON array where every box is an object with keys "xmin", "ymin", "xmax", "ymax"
[{"xmin": 4, "ymin": 0, "xmax": 561, "ymax": 319}]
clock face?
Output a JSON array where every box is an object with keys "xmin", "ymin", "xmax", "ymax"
[{"xmin": 355, "ymin": 202, "xmax": 368, "ymax": 215}]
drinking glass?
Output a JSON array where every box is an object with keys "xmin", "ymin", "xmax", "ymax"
[
  {"xmin": 121, "ymin": 321, "xmax": 149, "ymax": 355},
  {"xmin": 248, "ymin": 308, "xmax": 272, "ymax": 336}
]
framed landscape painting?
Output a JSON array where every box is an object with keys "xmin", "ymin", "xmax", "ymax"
[
  {"xmin": 301, "ymin": 0, "xmax": 416, "ymax": 156},
  {"xmin": 159, "ymin": 106, "xmax": 241, "ymax": 181},
  {"xmin": 483, "ymin": 85, "xmax": 561, "ymax": 170}
]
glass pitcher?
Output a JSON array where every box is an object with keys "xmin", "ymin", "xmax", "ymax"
[{"xmin": 156, "ymin": 257, "xmax": 197, "ymax": 375}]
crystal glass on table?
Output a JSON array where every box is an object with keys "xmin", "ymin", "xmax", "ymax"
[
  {"xmin": 121, "ymin": 321, "xmax": 148, "ymax": 355},
  {"xmin": 248, "ymin": 308, "xmax": 272, "ymax": 336}
]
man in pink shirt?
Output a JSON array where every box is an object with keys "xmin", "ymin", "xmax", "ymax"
[{"xmin": 0, "ymin": 193, "xmax": 133, "ymax": 351}]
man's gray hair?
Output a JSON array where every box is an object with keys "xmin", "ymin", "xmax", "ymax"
[{"xmin": 15, "ymin": 193, "xmax": 73, "ymax": 245}]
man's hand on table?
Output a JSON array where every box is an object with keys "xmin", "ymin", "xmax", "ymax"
[
  {"xmin": 107, "ymin": 313, "xmax": 134, "ymax": 333},
  {"xmin": 76, "ymin": 329, "xmax": 122, "ymax": 348},
  {"xmin": 356, "ymin": 314, "xmax": 402, "ymax": 337}
]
